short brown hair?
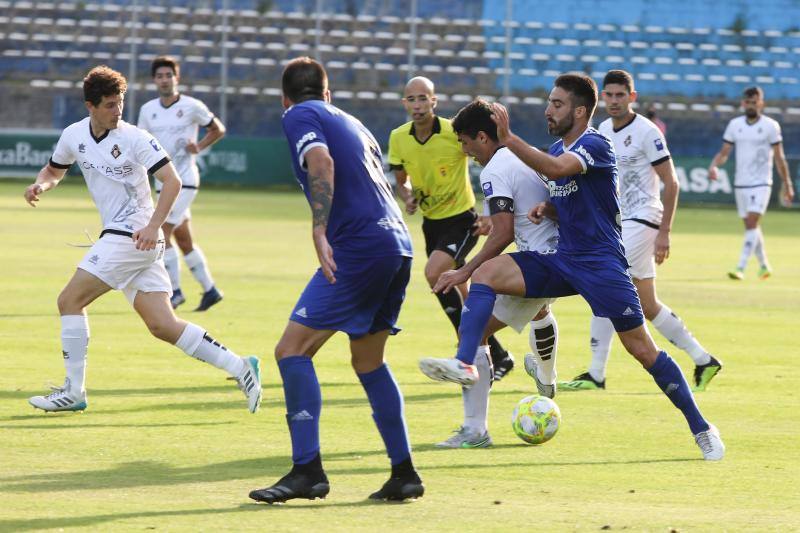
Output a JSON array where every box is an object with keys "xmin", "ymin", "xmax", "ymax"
[
  {"xmin": 603, "ymin": 69, "xmax": 635, "ymax": 93},
  {"xmin": 554, "ymin": 72, "xmax": 598, "ymax": 118},
  {"xmin": 282, "ymin": 56, "xmax": 328, "ymax": 103},
  {"xmin": 151, "ymin": 55, "xmax": 180, "ymax": 78},
  {"xmin": 83, "ymin": 65, "xmax": 127, "ymax": 106}
]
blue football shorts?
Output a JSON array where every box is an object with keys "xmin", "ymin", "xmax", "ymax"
[
  {"xmin": 290, "ymin": 254, "xmax": 412, "ymax": 339},
  {"xmin": 509, "ymin": 250, "xmax": 644, "ymax": 332}
]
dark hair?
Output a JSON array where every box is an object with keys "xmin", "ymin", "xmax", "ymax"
[
  {"xmin": 282, "ymin": 57, "xmax": 328, "ymax": 103},
  {"xmin": 451, "ymin": 98, "xmax": 498, "ymax": 142},
  {"xmin": 602, "ymin": 69, "xmax": 634, "ymax": 93},
  {"xmin": 151, "ymin": 55, "xmax": 180, "ymax": 78},
  {"xmin": 742, "ymin": 86, "xmax": 764, "ymax": 99},
  {"xmin": 83, "ymin": 65, "xmax": 127, "ymax": 106},
  {"xmin": 554, "ymin": 73, "xmax": 598, "ymax": 117}
]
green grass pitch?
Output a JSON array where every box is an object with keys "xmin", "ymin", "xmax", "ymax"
[{"xmin": 1, "ymin": 180, "xmax": 798, "ymax": 531}]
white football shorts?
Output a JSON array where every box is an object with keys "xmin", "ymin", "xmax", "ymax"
[
  {"xmin": 159, "ymin": 187, "xmax": 198, "ymax": 226},
  {"xmin": 621, "ymin": 219, "xmax": 659, "ymax": 280},
  {"xmin": 78, "ymin": 233, "xmax": 171, "ymax": 304},
  {"xmin": 735, "ymin": 185, "xmax": 771, "ymax": 218},
  {"xmin": 492, "ymin": 294, "xmax": 552, "ymax": 333}
]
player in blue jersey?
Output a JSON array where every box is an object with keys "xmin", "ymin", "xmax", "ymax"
[
  {"xmin": 419, "ymin": 73, "xmax": 725, "ymax": 460},
  {"xmin": 249, "ymin": 57, "xmax": 423, "ymax": 504}
]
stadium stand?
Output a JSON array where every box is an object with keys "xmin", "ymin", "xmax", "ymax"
[{"xmin": 2, "ymin": 0, "xmax": 800, "ymax": 153}]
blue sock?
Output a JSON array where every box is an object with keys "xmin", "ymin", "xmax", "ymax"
[
  {"xmin": 278, "ymin": 355, "xmax": 321, "ymax": 465},
  {"xmin": 455, "ymin": 283, "xmax": 497, "ymax": 364},
  {"xmin": 648, "ymin": 351, "xmax": 709, "ymax": 434},
  {"xmin": 358, "ymin": 363, "xmax": 411, "ymax": 466}
]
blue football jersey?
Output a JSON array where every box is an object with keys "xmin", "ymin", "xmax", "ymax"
[
  {"xmin": 547, "ymin": 128, "xmax": 625, "ymax": 260},
  {"xmin": 283, "ymin": 100, "xmax": 412, "ymax": 258}
]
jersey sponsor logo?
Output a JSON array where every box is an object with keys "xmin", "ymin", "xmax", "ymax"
[
  {"xmin": 654, "ymin": 138, "xmax": 664, "ymax": 151},
  {"xmin": 81, "ymin": 161, "xmax": 134, "ymax": 177},
  {"xmin": 295, "ymin": 131, "xmax": 317, "ymax": 154},
  {"xmin": 574, "ymin": 145, "xmax": 595, "ymax": 166},
  {"xmin": 482, "ymin": 181, "xmax": 493, "ymax": 196},
  {"xmin": 110, "ymin": 144, "xmax": 122, "ymax": 159},
  {"xmin": 78, "ymin": 143, "xmax": 86, "ymax": 153},
  {"xmin": 548, "ymin": 179, "xmax": 578, "ymax": 197},
  {"xmin": 149, "ymin": 139, "xmax": 161, "ymax": 152}
]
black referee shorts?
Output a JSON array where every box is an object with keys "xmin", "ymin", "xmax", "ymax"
[{"xmin": 421, "ymin": 209, "xmax": 479, "ymax": 268}]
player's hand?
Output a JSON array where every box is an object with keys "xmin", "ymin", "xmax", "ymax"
[
  {"xmin": 185, "ymin": 141, "xmax": 200, "ymax": 155},
  {"xmin": 433, "ymin": 269, "xmax": 469, "ymax": 294},
  {"xmin": 404, "ymin": 196, "xmax": 418, "ymax": 215},
  {"xmin": 133, "ymin": 224, "xmax": 160, "ymax": 250},
  {"xmin": 708, "ymin": 166, "xmax": 718, "ymax": 181},
  {"xmin": 472, "ymin": 216, "xmax": 492, "ymax": 236},
  {"xmin": 490, "ymin": 103, "xmax": 512, "ymax": 144},
  {"xmin": 654, "ymin": 230, "xmax": 670, "ymax": 265},
  {"xmin": 528, "ymin": 202, "xmax": 548, "ymax": 224},
  {"xmin": 24, "ymin": 183, "xmax": 44, "ymax": 207},
  {"xmin": 783, "ymin": 182, "xmax": 795, "ymax": 205},
  {"xmin": 313, "ymin": 227, "xmax": 337, "ymax": 283}
]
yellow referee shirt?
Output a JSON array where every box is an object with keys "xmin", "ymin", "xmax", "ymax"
[{"xmin": 388, "ymin": 116, "xmax": 475, "ymax": 220}]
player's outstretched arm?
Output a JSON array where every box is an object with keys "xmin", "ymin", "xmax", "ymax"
[
  {"xmin": 136, "ymin": 162, "xmax": 181, "ymax": 250},
  {"xmin": 708, "ymin": 142, "xmax": 732, "ymax": 181},
  {"xmin": 490, "ymin": 103, "xmax": 583, "ymax": 179},
  {"xmin": 305, "ymin": 146, "xmax": 338, "ymax": 284},
  {"xmin": 433, "ymin": 211, "xmax": 514, "ymax": 294},
  {"xmin": 772, "ymin": 142, "xmax": 795, "ymax": 203},
  {"xmin": 24, "ymin": 164, "xmax": 67, "ymax": 207},
  {"xmin": 653, "ymin": 159, "xmax": 679, "ymax": 264}
]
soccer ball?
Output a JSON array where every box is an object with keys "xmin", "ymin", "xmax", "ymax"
[{"xmin": 511, "ymin": 394, "xmax": 561, "ymax": 445}]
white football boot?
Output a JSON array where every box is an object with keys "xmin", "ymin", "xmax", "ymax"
[
  {"xmin": 29, "ymin": 378, "xmax": 87, "ymax": 412},
  {"xmin": 523, "ymin": 354, "xmax": 555, "ymax": 399},
  {"xmin": 236, "ymin": 356, "xmax": 262, "ymax": 413},
  {"xmin": 436, "ymin": 426, "xmax": 493, "ymax": 449},
  {"xmin": 418, "ymin": 358, "xmax": 478, "ymax": 387},
  {"xmin": 694, "ymin": 424, "xmax": 725, "ymax": 461}
]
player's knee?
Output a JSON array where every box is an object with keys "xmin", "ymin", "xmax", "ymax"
[
  {"xmin": 642, "ymin": 302, "xmax": 660, "ymax": 321},
  {"xmin": 57, "ymin": 290, "xmax": 80, "ymax": 314},
  {"xmin": 142, "ymin": 316, "xmax": 175, "ymax": 342},
  {"xmin": 423, "ymin": 263, "xmax": 443, "ymax": 287}
]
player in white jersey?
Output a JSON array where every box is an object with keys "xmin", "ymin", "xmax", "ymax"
[
  {"xmin": 23, "ymin": 66, "xmax": 260, "ymax": 413},
  {"xmin": 421, "ymin": 99, "xmax": 560, "ymax": 448},
  {"xmin": 708, "ymin": 86, "xmax": 794, "ymax": 280},
  {"xmin": 560, "ymin": 70, "xmax": 722, "ymax": 393},
  {"xmin": 138, "ymin": 56, "xmax": 226, "ymax": 311}
]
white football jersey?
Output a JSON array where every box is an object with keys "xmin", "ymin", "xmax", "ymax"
[
  {"xmin": 722, "ymin": 115, "xmax": 782, "ymax": 187},
  {"xmin": 598, "ymin": 114, "xmax": 670, "ymax": 224},
  {"xmin": 480, "ymin": 147, "xmax": 558, "ymax": 253},
  {"xmin": 50, "ymin": 117, "xmax": 169, "ymax": 233},
  {"xmin": 138, "ymin": 94, "xmax": 215, "ymax": 190}
]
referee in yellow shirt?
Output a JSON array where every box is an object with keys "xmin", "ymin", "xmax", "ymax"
[{"xmin": 388, "ymin": 76, "xmax": 514, "ymax": 379}]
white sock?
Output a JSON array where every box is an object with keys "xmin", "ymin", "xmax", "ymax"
[
  {"xmin": 61, "ymin": 315, "xmax": 89, "ymax": 394},
  {"xmin": 753, "ymin": 227, "xmax": 769, "ymax": 268},
  {"xmin": 737, "ymin": 229, "xmax": 759, "ymax": 270},
  {"xmin": 650, "ymin": 305, "xmax": 711, "ymax": 365},
  {"xmin": 588, "ymin": 316, "xmax": 614, "ymax": 382},
  {"xmin": 463, "ymin": 345, "xmax": 491, "ymax": 433},
  {"xmin": 175, "ymin": 323, "xmax": 244, "ymax": 376},
  {"xmin": 164, "ymin": 246, "xmax": 181, "ymax": 292},
  {"xmin": 529, "ymin": 313, "xmax": 559, "ymax": 384},
  {"xmin": 183, "ymin": 247, "xmax": 215, "ymax": 292}
]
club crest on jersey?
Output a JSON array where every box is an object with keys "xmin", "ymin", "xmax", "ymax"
[
  {"xmin": 624, "ymin": 135, "xmax": 632, "ymax": 147},
  {"xmin": 482, "ymin": 181, "xmax": 493, "ymax": 196},
  {"xmin": 151, "ymin": 113, "xmax": 157, "ymax": 119},
  {"xmin": 177, "ymin": 109, "xmax": 184, "ymax": 118},
  {"xmin": 110, "ymin": 144, "xmax": 121, "ymax": 159},
  {"xmin": 78, "ymin": 143, "xmax": 86, "ymax": 153},
  {"xmin": 654, "ymin": 138, "xmax": 664, "ymax": 151}
]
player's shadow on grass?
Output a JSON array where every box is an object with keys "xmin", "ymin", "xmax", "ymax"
[
  {"xmin": 0, "ymin": 453, "xmax": 700, "ymax": 495},
  {"xmin": 0, "ymin": 421, "xmax": 235, "ymax": 430},
  {"xmin": 0, "ymin": 499, "xmax": 383, "ymax": 531},
  {"xmin": 0, "ymin": 311, "xmax": 129, "ymax": 318}
]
